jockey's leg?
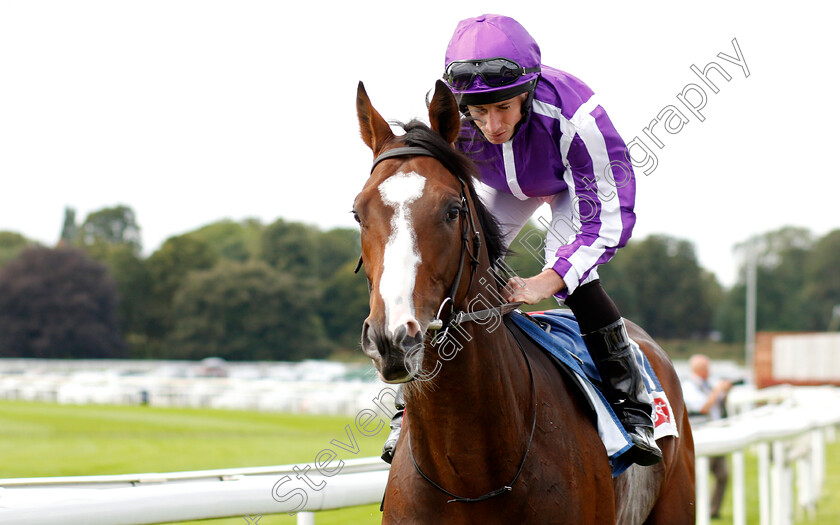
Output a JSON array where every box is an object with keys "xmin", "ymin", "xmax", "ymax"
[
  {"xmin": 381, "ymin": 385, "xmax": 405, "ymax": 464},
  {"xmin": 566, "ymin": 280, "xmax": 663, "ymax": 467}
]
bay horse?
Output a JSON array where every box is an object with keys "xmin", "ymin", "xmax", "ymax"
[{"xmin": 354, "ymin": 79, "xmax": 695, "ymax": 524}]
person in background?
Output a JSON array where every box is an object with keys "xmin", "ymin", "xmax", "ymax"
[{"xmin": 683, "ymin": 353, "xmax": 734, "ymax": 519}]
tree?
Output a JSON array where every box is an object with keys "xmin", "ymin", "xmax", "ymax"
[
  {"xmin": 59, "ymin": 207, "xmax": 79, "ymax": 245},
  {"xmin": 316, "ymin": 227, "xmax": 361, "ymax": 281},
  {"xmin": 714, "ymin": 283, "xmax": 747, "ymax": 343},
  {"xmin": 0, "ymin": 231, "xmax": 34, "ymax": 268},
  {"xmin": 599, "ymin": 235, "xmax": 720, "ymax": 339},
  {"xmin": 803, "ymin": 229, "xmax": 840, "ymax": 330},
  {"xmin": 143, "ymin": 234, "xmax": 219, "ymax": 346},
  {"xmin": 716, "ymin": 227, "xmax": 816, "ymax": 341},
  {"xmin": 87, "ymin": 242, "xmax": 152, "ymax": 351},
  {"xmin": 188, "ymin": 219, "xmax": 263, "ymax": 263},
  {"xmin": 0, "ymin": 247, "xmax": 123, "ymax": 358},
  {"xmin": 79, "ymin": 205, "xmax": 142, "ymax": 254},
  {"xmin": 319, "ymin": 259, "xmax": 371, "ymax": 350},
  {"xmin": 260, "ymin": 219, "xmax": 320, "ymax": 280},
  {"xmin": 168, "ymin": 260, "xmax": 331, "ymax": 360},
  {"xmin": 70, "ymin": 205, "xmax": 150, "ymax": 355}
]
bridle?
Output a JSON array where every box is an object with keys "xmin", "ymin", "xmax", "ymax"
[
  {"xmin": 361, "ymin": 145, "xmax": 538, "ymax": 504},
  {"xmin": 358, "ymin": 145, "xmax": 519, "ymax": 337}
]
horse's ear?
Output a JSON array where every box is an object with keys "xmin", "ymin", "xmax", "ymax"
[
  {"xmin": 357, "ymin": 81, "xmax": 394, "ymax": 156},
  {"xmin": 428, "ymin": 80, "xmax": 461, "ymax": 145}
]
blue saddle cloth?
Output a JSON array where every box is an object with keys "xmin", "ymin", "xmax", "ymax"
[{"xmin": 508, "ymin": 308, "xmax": 670, "ymax": 476}]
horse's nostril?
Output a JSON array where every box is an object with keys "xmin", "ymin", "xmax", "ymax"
[
  {"xmin": 405, "ymin": 319, "xmax": 421, "ymax": 338},
  {"xmin": 392, "ymin": 321, "xmax": 423, "ymax": 354},
  {"xmin": 361, "ymin": 320, "xmax": 374, "ymax": 347},
  {"xmin": 391, "ymin": 319, "xmax": 421, "ymax": 342}
]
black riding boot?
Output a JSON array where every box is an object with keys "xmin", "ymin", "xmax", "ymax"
[
  {"xmin": 380, "ymin": 386, "xmax": 405, "ymax": 464},
  {"xmin": 583, "ymin": 318, "xmax": 663, "ymax": 467}
]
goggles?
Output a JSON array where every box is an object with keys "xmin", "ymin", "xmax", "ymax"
[{"xmin": 444, "ymin": 58, "xmax": 540, "ymax": 91}]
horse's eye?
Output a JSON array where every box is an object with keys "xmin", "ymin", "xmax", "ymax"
[
  {"xmin": 352, "ymin": 211, "xmax": 361, "ymax": 225},
  {"xmin": 446, "ymin": 207, "xmax": 461, "ymax": 222}
]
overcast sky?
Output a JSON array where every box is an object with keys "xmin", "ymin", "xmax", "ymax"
[{"xmin": 1, "ymin": 1, "xmax": 837, "ymax": 287}]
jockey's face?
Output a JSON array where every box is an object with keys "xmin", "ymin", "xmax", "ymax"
[{"xmin": 467, "ymin": 93, "xmax": 528, "ymax": 144}]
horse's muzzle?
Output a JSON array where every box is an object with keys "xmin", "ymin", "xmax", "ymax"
[{"xmin": 361, "ymin": 320, "xmax": 425, "ymax": 383}]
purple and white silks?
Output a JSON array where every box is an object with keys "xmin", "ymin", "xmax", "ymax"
[{"xmin": 458, "ymin": 66, "xmax": 637, "ymax": 300}]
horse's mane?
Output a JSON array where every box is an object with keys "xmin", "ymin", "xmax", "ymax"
[{"xmin": 397, "ymin": 119, "xmax": 507, "ymax": 266}]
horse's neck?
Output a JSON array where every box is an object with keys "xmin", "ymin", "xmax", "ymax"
[{"xmin": 405, "ymin": 318, "xmax": 531, "ymax": 455}]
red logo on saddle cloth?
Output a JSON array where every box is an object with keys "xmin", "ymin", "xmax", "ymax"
[
  {"xmin": 653, "ymin": 396, "xmax": 670, "ymax": 427},
  {"xmin": 651, "ymin": 391, "xmax": 679, "ymax": 440}
]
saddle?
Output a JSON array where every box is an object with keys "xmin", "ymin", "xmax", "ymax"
[{"xmin": 504, "ymin": 309, "xmax": 678, "ymax": 476}]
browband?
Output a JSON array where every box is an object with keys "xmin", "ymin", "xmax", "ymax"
[{"xmin": 370, "ymin": 146, "xmax": 436, "ymax": 173}]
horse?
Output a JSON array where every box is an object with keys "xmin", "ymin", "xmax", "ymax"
[{"xmin": 353, "ymin": 79, "xmax": 696, "ymax": 524}]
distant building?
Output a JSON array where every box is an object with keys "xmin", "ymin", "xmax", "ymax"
[{"xmin": 755, "ymin": 332, "xmax": 840, "ymax": 388}]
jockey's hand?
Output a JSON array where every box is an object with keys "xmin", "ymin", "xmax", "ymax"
[{"xmin": 504, "ymin": 269, "xmax": 566, "ymax": 304}]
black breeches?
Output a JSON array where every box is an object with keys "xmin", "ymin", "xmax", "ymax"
[{"xmin": 563, "ymin": 279, "xmax": 621, "ymax": 335}]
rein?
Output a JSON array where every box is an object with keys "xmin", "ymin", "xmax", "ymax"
[
  {"xmin": 407, "ymin": 317, "xmax": 538, "ymax": 503},
  {"xmin": 367, "ymin": 145, "xmax": 539, "ymax": 504}
]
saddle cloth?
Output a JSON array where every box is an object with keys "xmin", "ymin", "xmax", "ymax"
[{"xmin": 508, "ymin": 309, "xmax": 678, "ymax": 476}]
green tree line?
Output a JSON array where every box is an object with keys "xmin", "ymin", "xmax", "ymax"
[
  {"xmin": 0, "ymin": 207, "xmax": 838, "ymax": 361},
  {"xmin": 504, "ymin": 223, "xmax": 840, "ymax": 342},
  {"xmin": 0, "ymin": 206, "xmax": 367, "ymax": 360}
]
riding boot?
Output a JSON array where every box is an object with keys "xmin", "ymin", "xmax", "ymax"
[
  {"xmin": 583, "ymin": 318, "xmax": 663, "ymax": 467},
  {"xmin": 380, "ymin": 386, "xmax": 406, "ymax": 464}
]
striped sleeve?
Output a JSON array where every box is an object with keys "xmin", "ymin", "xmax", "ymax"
[{"xmin": 547, "ymin": 97, "xmax": 637, "ymax": 299}]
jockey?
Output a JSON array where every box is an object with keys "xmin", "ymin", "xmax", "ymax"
[{"xmin": 382, "ymin": 14, "xmax": 662, "ymax": 468}]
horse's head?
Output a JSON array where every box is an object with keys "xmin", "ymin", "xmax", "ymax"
[{"xmin": 353, "ymin": 81, "xmax": 502, "ymax": 383}]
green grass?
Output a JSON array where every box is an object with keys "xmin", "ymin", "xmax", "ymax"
[
  {"xmin": 0, "ymin": 401, "xmax": 383, "ymax": 524},
  {"xmin": 707, "ymin": 437, "xmax": 840, "ymax": 525},
  {"xmin": 1, "ymin": 400, "xmax": 839, "ymax": 524}
]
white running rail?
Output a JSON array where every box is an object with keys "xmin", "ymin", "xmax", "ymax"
[
  {"xmin": 0, "ymin": 458, "xmax": 389, "ymax": 525},
  {"xmin": 1, "ymin": 386, "xmax": 839, "ymax": 525},
  {"xmin": 693, "ymin": 385, "xmax": 840, "ymax": 525}
]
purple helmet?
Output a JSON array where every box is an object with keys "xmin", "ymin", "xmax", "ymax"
[{"xmin": 444, "ymin": 14, "xmax": 541, "ymax": 106}]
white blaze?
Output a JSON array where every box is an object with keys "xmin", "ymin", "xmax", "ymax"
[{"xmin": 378, "ymin": 171, "xmax": 425, "ymax": 337}]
